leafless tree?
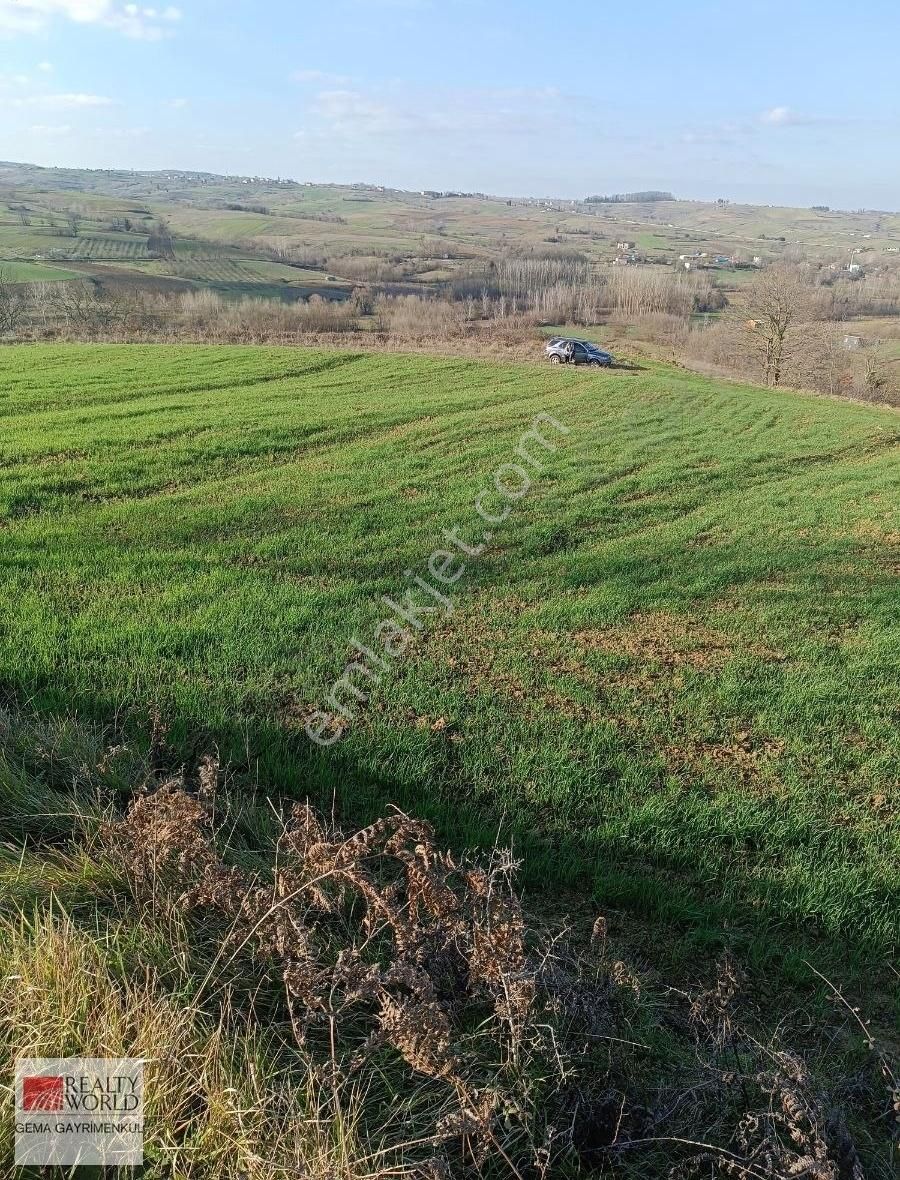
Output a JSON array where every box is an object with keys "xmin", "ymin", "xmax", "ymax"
[
  {"xmin": 0, "ymin": 268, "xmax": 28, "ymax": 336},
  {"xmin": 859, "ymin": 343, "xmax": 900, "ymax": 403},
  {"xmin": 49, "ymin": 281, "xmax": 102, "ymax": 331},
  {"xmin": 736, "ymin": 264, "xmax": 814, "ymax": 386}
]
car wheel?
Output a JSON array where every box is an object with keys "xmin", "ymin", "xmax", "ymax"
[{"xmin": 549, "ymin": 354, "xmax": 563, "ymax": 365}]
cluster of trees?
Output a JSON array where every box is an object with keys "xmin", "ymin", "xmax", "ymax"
[
  {"xmin": 823, "ymin": 271, "xmax": 900, "ymax": 317},
  {"xmin": 223, "ymin": 202, "xmax": 271, "ymax": 214},
  {"xmin": 585, "ymin": 191, "xmax": 675, "ymax": 203},
  {"xmin": 607, "ymin": 266, "xmax": 724, "ymax": 318},
  {"xmin": 679, "ymin": 264, "xmax": 900, "ymax": 402},
  {"xmin": 446, "ymin": 254, "xmax": 723, "ymax": 325},
  {"xmin": 0, "ymin": 272, "xmax": 541, "ymax": 350},
  {"xmin": 146, "ymin": 219, "xmax": 176, "ymax": 260}
]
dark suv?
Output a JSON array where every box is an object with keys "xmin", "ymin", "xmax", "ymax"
[{"xmin": 545, "ymin": 337, "xmax": 613, "ymax": 366}]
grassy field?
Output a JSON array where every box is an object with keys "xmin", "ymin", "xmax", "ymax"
[
  {"xmin": 94, "ymin": 255, "xmax": 353, "ymax": 296},
  {"xmin": 1, "ymin": 344, "xmax": 898, "ymax": 986},
  {"xmin": 0, "ymin": 259, "xmax": 82, "ymax": 282}
]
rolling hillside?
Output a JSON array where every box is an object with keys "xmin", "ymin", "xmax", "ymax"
[{"xmin": 3, "ymin": 160, "xmax": 900, "ymax": 310}]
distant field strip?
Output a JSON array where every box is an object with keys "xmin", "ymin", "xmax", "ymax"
[
  {"xmin": 0, "ymin": 345, "xmax": 897, "ymax": 972},
  {"xmin": 66, "ymin": 236, "xmax": 151, "ymax": 260},
  {"xmin": 0, "ymin": 259, "xmax": 82, "ymax": 282}
]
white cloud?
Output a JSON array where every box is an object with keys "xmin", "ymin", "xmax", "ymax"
[
  {"xmin": 311, "ymin": 89, "xmax": 408, "ymax": 134},
  {"xmin": 762, "ymin": 106, "xmax": 793, "ymax": 126},
  {"xmin": 301, "ymin": 84, "xmax": 566, "ymax": 141},
  {"xmin": 681, "ymin": 106, "xmax": 840, "ymax": 150},
  {"xmin": 37, "ymin": 59, "xmax": 54, "ymax": 71},
  {"xmin": 164, "ymin": 96, "xmax": 188, "ymax": 108},
  {"xmin": 0, "ymin": 0, "xmax": 182, "ymax": 38},
  {"xmin": 760, "ymin": 106, "xmax": 828, "ymax": 128},
  {"xmin": 14, "ymin": 91, "xmax": 115, "ymax": 108}
]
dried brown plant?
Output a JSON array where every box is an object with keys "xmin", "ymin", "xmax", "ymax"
[{"xmin": 107, "ymin": 780, "xmax": 547, "ymax": 1170}]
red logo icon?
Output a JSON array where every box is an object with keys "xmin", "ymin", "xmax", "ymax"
[{"xmin": 22, "ymin": 1076, "xmax": 64, "ymax": 1113}]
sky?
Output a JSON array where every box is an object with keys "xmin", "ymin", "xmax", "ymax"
[{"xmin": 1, "ymin": 0, "xmax": 898, "ymax": 210}]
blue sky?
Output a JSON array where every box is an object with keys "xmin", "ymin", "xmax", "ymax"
[{"xmin": 1, "ymin": 0, "xmax": 898, "ymax": 209}]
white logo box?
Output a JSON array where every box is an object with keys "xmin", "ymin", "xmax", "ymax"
[{"xmin": 15, "ymin": 1058, "xmax": 144, "ymax": 1167}]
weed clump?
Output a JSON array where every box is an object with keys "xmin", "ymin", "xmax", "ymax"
[{"xmin": 108, "ymin": 772, "xmax": 561, "ymax": 1172}]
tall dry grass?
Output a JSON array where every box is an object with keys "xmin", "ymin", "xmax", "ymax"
[{"xmin": 0, "ymin": 912, "xmax": 379, "ymax": 1178}]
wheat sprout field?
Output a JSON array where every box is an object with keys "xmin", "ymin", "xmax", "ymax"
[{"xmin": 1, "ymin": 344, "xmax": 898, "ymax": 983}]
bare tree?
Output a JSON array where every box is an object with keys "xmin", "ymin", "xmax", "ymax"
[
  {"xmin": 859, "ymin": 343, "xmax": 900, "ymax": 403},
  {"xmin": 67, "ymin": 211, "xmax": 81, "ymax": 237},
  {"xmin": 49, "ymin": 280, "xmax": 102, "ymax": 332},
  {"xmin": 802, "ymin": 321, "xmax": 851, "ymax": 398},
  {"xmin": 0, "ymin": 268, "xmax": 28, "ymax": 337},
  {"xmin": 737, "ymin": 264, "xmax": 813, "ymax": 386}
]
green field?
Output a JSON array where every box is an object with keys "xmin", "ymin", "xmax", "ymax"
[
  {"xmin": 132, "ymin": 254, "xmax": 350, "ymax": 288},
  {"xmin": 0, "ymin": 259, "xmax": 81, "ymax": 282},
  {"xmin": 1, "ymin": 344, "xmax": 898, "ymax": 980}
]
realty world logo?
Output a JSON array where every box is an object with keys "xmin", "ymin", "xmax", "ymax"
[{"xmin": 15, "ymin": 1058, "xmax": 144, "ymax": 1166}]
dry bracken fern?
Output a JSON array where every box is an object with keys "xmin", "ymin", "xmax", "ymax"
[{"xmin": 105, "ymin": 780, "xmax": 547, "ymax": 1172}]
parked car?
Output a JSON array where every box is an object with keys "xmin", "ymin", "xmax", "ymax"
[{"xmin": 545, "ymin": 337, "xmax": 613, "ymax": 366}]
